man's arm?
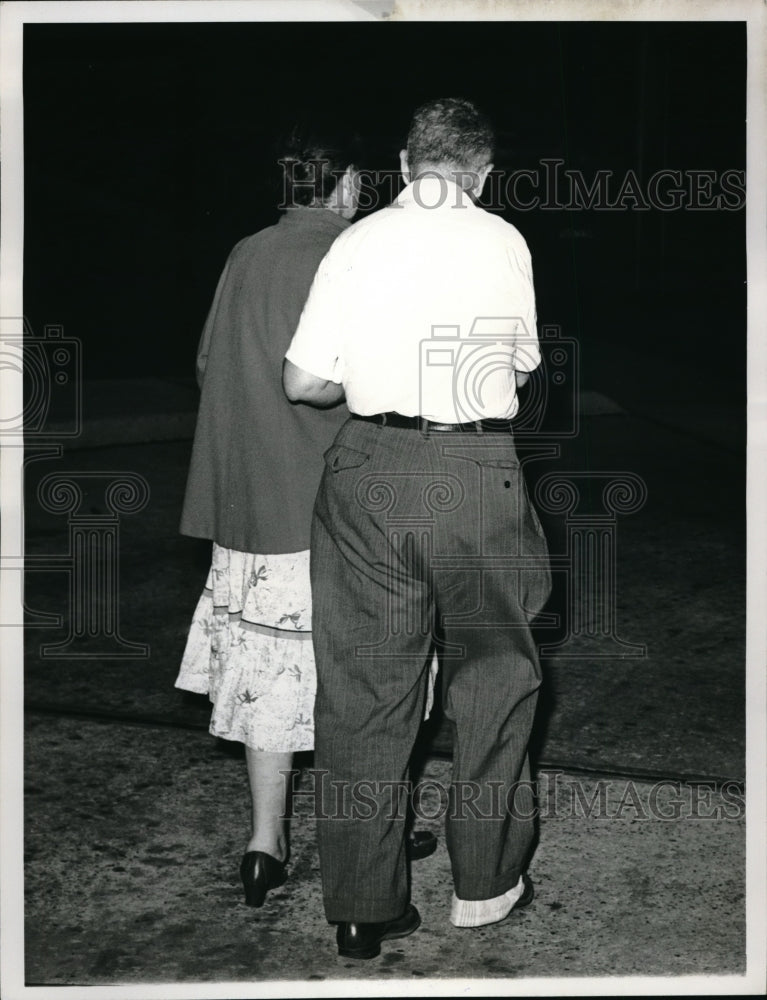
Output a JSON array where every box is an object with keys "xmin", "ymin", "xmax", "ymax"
[
  {"xmin": 282, "ymin": 359, "xmax": 345, "ymax": 407},
  {"xmin": 515, "ymin": 371, "xmax": 530, "ymax": 389}
]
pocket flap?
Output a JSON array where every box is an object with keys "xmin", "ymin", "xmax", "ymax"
[{"xmin": 323, "ymin": 443, "xmax": 370, "ymax": 472}]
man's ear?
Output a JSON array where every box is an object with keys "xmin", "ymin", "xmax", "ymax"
[
  {"xmin": 474, "ymin": 162, "xmax": 494, "ymax": 197},
  {"xmin": 399, "ymin": 149, "xmax": 410, "ymax": 184}
]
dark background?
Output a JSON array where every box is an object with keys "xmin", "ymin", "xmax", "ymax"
[{"xmin": 23, "ymin": 19, "xmax": 746, "ymax": 400}]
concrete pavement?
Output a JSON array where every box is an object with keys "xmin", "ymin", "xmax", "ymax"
[{"xmin": 11, "ymin": 361, "xmax": 761, "ymax": 993}]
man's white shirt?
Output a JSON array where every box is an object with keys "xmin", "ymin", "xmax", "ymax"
[{"xmin": 286, "ymin": 176, "xmax": 541, "ymax": 423}]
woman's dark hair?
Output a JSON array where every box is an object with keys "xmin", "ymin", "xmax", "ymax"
[{"xmin": 278, "ymin": 118, "xmax": 362, "ymax": 208}]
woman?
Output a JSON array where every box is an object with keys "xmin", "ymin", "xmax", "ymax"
[{"xmin": 176, "ymin": 125, "xmax": 436, "ymax": 909}]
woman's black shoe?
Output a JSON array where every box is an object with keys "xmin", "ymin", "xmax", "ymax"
[
  {"xmin": 240, "ymin": 851, "xmax": 287, "ymax": 907},
  {"xmin": 406, "ymin": 829, "xmax": 437, "ymax": 861}
]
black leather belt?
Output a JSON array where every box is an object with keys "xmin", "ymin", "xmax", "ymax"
[{"xmin": 351, "ymin": 412, "xmax": 513, "ymax": 433}]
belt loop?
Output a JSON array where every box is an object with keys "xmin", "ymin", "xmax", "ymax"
[{"xmin": 380, "ymin": 412, "xmax": 387, "ymax": 427}]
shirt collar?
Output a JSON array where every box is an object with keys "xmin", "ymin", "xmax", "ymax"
[
  {"xmin": 395, "ymin": 175, "xmax": 478, "ymax": 210},
  {"xmin": 280, "ymin": 206, "xmax": 352, "ymax": 232}
]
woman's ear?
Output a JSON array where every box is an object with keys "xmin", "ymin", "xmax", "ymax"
[{"xmin": 338, "ymin": 166, "xmax": 358, "ymax": 220}]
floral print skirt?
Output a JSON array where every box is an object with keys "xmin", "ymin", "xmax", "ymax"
[{"xmin": 175, "ymin": 544, "xmax": 316, "ymax": 752}]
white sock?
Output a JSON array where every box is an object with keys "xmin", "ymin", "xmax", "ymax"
[{"xmin": 450, "ymin": 875, "xmax": 525, "ymax": 928}]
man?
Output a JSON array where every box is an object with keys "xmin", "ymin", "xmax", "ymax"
[{"xmin": 284, "ymin": 98, "xmax": 551, "ymax": 959}]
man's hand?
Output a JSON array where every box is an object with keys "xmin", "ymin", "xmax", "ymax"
[
  {"xmin": 282, "ymin": 359, "xmax": 345, "ymax": 407},
  {"xmin": 515, "ymin": 370, "xmax": 530, "ymax": 389}
]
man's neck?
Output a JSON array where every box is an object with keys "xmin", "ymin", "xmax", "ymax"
[{"xmin": 410, "ymin": 167, "xmax": 482, "ymax": 199}]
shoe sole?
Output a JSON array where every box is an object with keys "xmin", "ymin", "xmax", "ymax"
[
  {"xmin": 406, "ymin": 839, "xmax": 438, "ymax": 862},
  {"xmin": 338, "ymin": 909, "xmax": 422, "ymax": 960}
]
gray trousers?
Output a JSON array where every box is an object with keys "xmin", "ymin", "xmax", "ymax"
[{"xmin": 311, "ymin": 418, "xmax": 551, "ymax": 923}]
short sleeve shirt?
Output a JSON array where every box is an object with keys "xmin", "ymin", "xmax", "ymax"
[{"xmin": 286, "ymin": 176, "xmax": 540, "ymax": 423}]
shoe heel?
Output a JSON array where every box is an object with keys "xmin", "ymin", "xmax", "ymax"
[
  {"xmin": 240, "ymin": 851, "xmax": 285, "ymax": 908},
  {"xmin": 240, "ymin": 852, "xmax": 266, "ymax": 907},
  {"xmin": 243, "ymin": 885, "xmax": 265, "ymax": 908}
]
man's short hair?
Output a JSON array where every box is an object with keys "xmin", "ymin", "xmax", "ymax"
[{"xmin": 406, "ymin": 97, "xmax": 495, "ymax": 178}]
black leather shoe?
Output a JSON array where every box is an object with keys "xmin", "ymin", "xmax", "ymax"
[
  {"xmin": 517, "ymin": 872, "xmax": 534, "ymax": 909},
  {"xmin": 336, "ymin": 903, "xmax": 421, "ymax": 960},
  {"xmin": 406, "ymin": 829, "xmax": 437, "ymax": 861},
  {"xmin": 240, "ymin": 851, "xmax": 287, "ymax": 908}
]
